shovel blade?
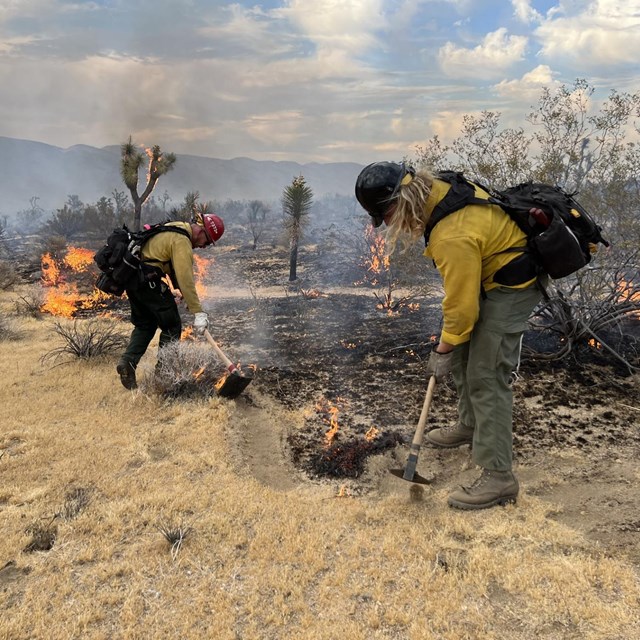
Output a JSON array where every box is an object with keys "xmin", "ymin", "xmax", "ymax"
[
  {"xmin": 215, "ymin": 370, "xmax": 253, "ymax": 399},
  {"xmin": 389, "ymin": 468, "xmax": 431, "ymax": 485}
]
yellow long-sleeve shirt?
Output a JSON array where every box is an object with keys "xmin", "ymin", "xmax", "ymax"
[
  {"xmin": 140, "ymin": 222, "xmax": 203, "ymax": 314},
  {"xmin": 423, "ymin": 179, "xmax": 536, "ymax": 345}
]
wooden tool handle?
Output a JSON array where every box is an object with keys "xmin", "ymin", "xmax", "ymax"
[
  {"xmin": 411, "ymin": 375, "xmax": 437, "ymax": 449},
  {"xmin": 204, "ymin": 329, "xmax": 236, "ymax": 372}
]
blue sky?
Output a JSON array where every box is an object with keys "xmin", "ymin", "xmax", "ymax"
[{"xmin": 0, "ymin": 0, "xmax": 638, "ymax": 164}]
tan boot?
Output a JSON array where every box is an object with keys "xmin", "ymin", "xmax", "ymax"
[
  {"xmin": 448, "ymin": 469, "xmax": 519, "ymax": 510},
  {"xmin": 426, "ymin": 423, "xmax": 474, "ymax": 448}
]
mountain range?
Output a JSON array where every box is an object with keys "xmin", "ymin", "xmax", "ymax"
[{"xmin": 0, "ymin": 136, "xmax": 364, "ymax": 215}]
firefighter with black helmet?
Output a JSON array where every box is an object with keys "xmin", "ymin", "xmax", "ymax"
[{"xmin": 355, "ymin": 161, "xmax": 542, "ymax": 510}]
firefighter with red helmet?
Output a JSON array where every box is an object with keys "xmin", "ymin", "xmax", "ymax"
[{"xmin": 116, "ymin": 213, "xmax": 225, "ymax": 390}]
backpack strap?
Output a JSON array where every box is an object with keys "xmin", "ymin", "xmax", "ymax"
[{"xmin": 424, "ymin": 172, "xmax": 490, "ymax": 246}]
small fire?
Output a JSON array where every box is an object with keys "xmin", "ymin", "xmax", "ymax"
[
  {"xmin": 588, "ymin": 338, "xmax": 602, "ymax": 349},
  {"xmin": 336, "ymin": 485, "xmax": 350, "ymax": 498},
  {"xmin": 215, "ymin": 373, "xmax": 228, "ymax": 390},
  {"xmin": 316, "ymin": 397, "xmax": 343, "ymax": 447},
  {"xmin": 300, "ymin": 288, "xmax": 327, "ymax": 299},
  {"xmin": 340, "ymin": 340, "xmax": 357, "ymax": 350},
  {"xmin": 193, "ymin": 366, "xmax": 206, "ymax": 380},
  {"xmin": 193, "ymin": 254, "xmax": 214, "ymax": 299},
  {"xmin": 616, "ymin": 278, "xmax": 640, "ymax": 319},
  {"xmin": 365, "ymin": 426, "xmax": 380, "ymax": 441},
  {"xmin": 181, "ymin": 326, "xmax": 195, "ymax": 341}
]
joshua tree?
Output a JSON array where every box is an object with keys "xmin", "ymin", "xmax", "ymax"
[
  {"xmin": 120, "ymin": 136, "xmax": 176, "ymax": 231},
  {"xmin": 282, "ymin": 175, "xmax": 313, "ymax": 281}
]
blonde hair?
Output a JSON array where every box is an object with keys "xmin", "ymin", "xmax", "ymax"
[{"xmin": 384, "ymin": 168, "xmax": 434, "ymax": 254}]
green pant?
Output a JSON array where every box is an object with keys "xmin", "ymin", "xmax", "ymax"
[
  {"xmin": 451, "ymin": 284, "xmax": 541, "ymax": 471},
  {"xmin": 122, "ymin": 281, "xmax": 181, "ymax": 367}
]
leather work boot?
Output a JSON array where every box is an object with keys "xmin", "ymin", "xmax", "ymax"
[
  {"xmin": 425, "ymin": 422, "xmax": 474, "ymax": 448},
  {"xmin": 116, "ymin": 359, "xmax": 137, "ymax": 390},
  {"xmin": 448, "ymin": 469, "xmax": 519, "ymax": 510}
]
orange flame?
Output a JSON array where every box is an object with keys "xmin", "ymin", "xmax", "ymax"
[
  {"xmin": 365, "ymin": 426, "xmax": 380, "ymax": 441},
  {"xmin": 181, "ymin": 326, "xmax": 195, "ymax": 341},
  {"xmin": 64, "ymin": 247, "xmax": 94, "ymax": 271},
  {"xmin": 41, "ymin": 253, "xmax": 61, "ymax": 287},
  {"xmin": 193, "ymin": 254, "xmax": 213, "ymax": 299},
  {"xmin": 193, "ymin": 366, "xmax": 206, "ymax": 380},
  {"xmin": 316, "ymin": 397, "xmax": 342, "ymax": 447}
]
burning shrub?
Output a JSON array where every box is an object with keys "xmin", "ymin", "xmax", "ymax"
[
  {"xmin": 143, "ymin": 340, "xmax": 223, "ymax": 399},
  {"xmin": 41, "ymin": 319, "xmax": 128, "ymax": 364}
]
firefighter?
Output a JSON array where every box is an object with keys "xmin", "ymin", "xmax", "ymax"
[
  {"xmin": 355, "ymin": 162, "xmax": 542, "ymax": 510},
  {"xmin": 116, "ymin": 214, "xmax": 225, "ymax": 390}
]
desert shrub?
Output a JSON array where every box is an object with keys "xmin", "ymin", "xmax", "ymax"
[
  {"xmin": 0, "ymin": 260, "xmax": 19, "ymax": 290},
  {"xmin": 39, "ymin": 235, "xmax": 68, "ymax": 261},
  {"xmin": 15, "ymin": 286, "xmax": 45, "ymax": 319},
  {"xmin": 143, "ymin": 340, "xmax": 224, "ymax": 399},
  {"xmin": 0, "ymin": 315, "xmax": 23, "ymax": 341},
  {"xmin": 41, "ymin": 319, "xmax": 128, "ymax": 364}
]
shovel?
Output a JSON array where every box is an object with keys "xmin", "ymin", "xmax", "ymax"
[
  {"xmin": 389, "ymin": 375, "xmax": 436, "ymax": 485},
  {"xmin": 204, "ymin": 329, "xmax": 253, "ymax": 399}
]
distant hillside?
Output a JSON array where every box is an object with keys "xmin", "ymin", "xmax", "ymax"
[{"xmin": 0, "ymin": 137, "xmax": 364, "ymax": 214}]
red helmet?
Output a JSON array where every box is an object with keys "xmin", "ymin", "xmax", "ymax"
[{"xmin": 202, "ymin": 214, "xmax": 224, "ymax": 244}]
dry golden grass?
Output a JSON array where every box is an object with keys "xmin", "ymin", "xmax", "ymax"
[{"xmin": 1, "ymin": 289, "xmax": 639, "ymax": 640}]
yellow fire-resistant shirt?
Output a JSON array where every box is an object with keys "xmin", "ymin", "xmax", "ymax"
[
  {"xmin": 423, "ymin": 178, "xmax": 536, "ymax": 346},
  {"xmin": 140, "ymin": 222, "xmax": 204, "ymax": 314}
]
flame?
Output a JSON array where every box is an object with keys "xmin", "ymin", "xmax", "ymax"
[
  {"xmin": 336, "ymin": 485, "xmax": 350, "ymax": 498},
  {"xmin": 588, "ymin": 338, "xmax": 602, "ymax": 349},
  {"xmin": 365, "ymin": 426, "xmax": 380, "ymax": 441},
  {"xmin": 41, "ymin": 253, "xmax": 61, "ymax": 286},
  {"xmin": 316, "ymin": 397, "xmax": 342, "ymax": 447},
  {"xmin": 300, "ymin": 288, "xmax": 327, "ymax": 299},
  {"xmin": 617, "ymin": 278, "xmax": 640, "ymax": 318},
  {"xmin": 64, "ymin": 247, "xmax": 94, "ymax": 271},
  {"xmin": 193, "ymin": 366, "xmax": 206, "ymax": 380},
  {"xmin": 193, "ymin": 254, "xmax": 213, "ymax": 299},
  {"xmin": 340, "ymin": 340, "xmax": 357, "ymax": 350},
  {"xmin": 40, "ymin": 249, "xmax": 116, "ymax": 318},
  {"xmin": 181, "ymin": 326, "xmax": 195, "ymax": 341},
  {"xmin": 215, "ymin": 373, "xmax": 228, "ymax": 390},
  {"xmin": 41, "ymin": 283, "xmax": 81, "ymax": 318}
]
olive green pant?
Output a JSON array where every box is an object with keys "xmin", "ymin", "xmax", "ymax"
[
  {"xmin": 451, "ymin": 284, "xmax": 542, "ymax": 471},
  {"xmin": 121, "ymin": 281, "xmax": 181, "ymax": 368}
]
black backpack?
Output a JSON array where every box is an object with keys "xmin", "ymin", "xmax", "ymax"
[
  {"xmin": 425, "ymin": 171, "xmax": 609, "ymax": 281},
  {"xmin": 93, "ymin": 223, "xmax": 191, "ymax": 296}
]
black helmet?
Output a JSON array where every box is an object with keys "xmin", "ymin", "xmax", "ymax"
[{"xmin": 355, "ymin": 161, "xmax": 413, "ymax": 227}]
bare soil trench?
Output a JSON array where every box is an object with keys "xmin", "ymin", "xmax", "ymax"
[{"xmin": 191, "ymin": 244, "xmax": 640, "ymax": 570}]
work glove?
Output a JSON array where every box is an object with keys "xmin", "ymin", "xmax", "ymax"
[
  {"xmin": 193, "ymin": 312, "xmax": 209, "ymax": 336},
  {"xmin": 425, "ymin": 347, "xmax": 454, "ymax": 382}
]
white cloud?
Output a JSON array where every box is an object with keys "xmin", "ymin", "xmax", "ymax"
[
  {"xmin": 493, "ymin": 64, "xmax": 560, "ymax": 101},
  {"xmin": 535, "ymin": 0, "xmax": 640, "ymax": 65},
  {"xmin": 511, "ymin": 0, "xmax": 542, "ymax": 24},
  {"xmin": 274, "ymin": 0, "xmax": 385, "ymax": 55},
  {"xmin": 438, "ymin": 28, "xmax": 528, "ymax": 79}
]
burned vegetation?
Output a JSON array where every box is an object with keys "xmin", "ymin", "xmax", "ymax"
[{"xmin": 13, "ymin": 223, "xmax": 640, "ymax": 483}]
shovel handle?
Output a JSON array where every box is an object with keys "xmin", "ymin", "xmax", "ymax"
[
  {"xmin": 411, "ymin": 375, "xmax": 437, "ymax": 449},
  {"xmin": 402, "ymin": 375, "xmax": 437, "ymax": 481},
  {"xmin": 204, "ymin": 329, "xmax": 237, "ymax": 372}
]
